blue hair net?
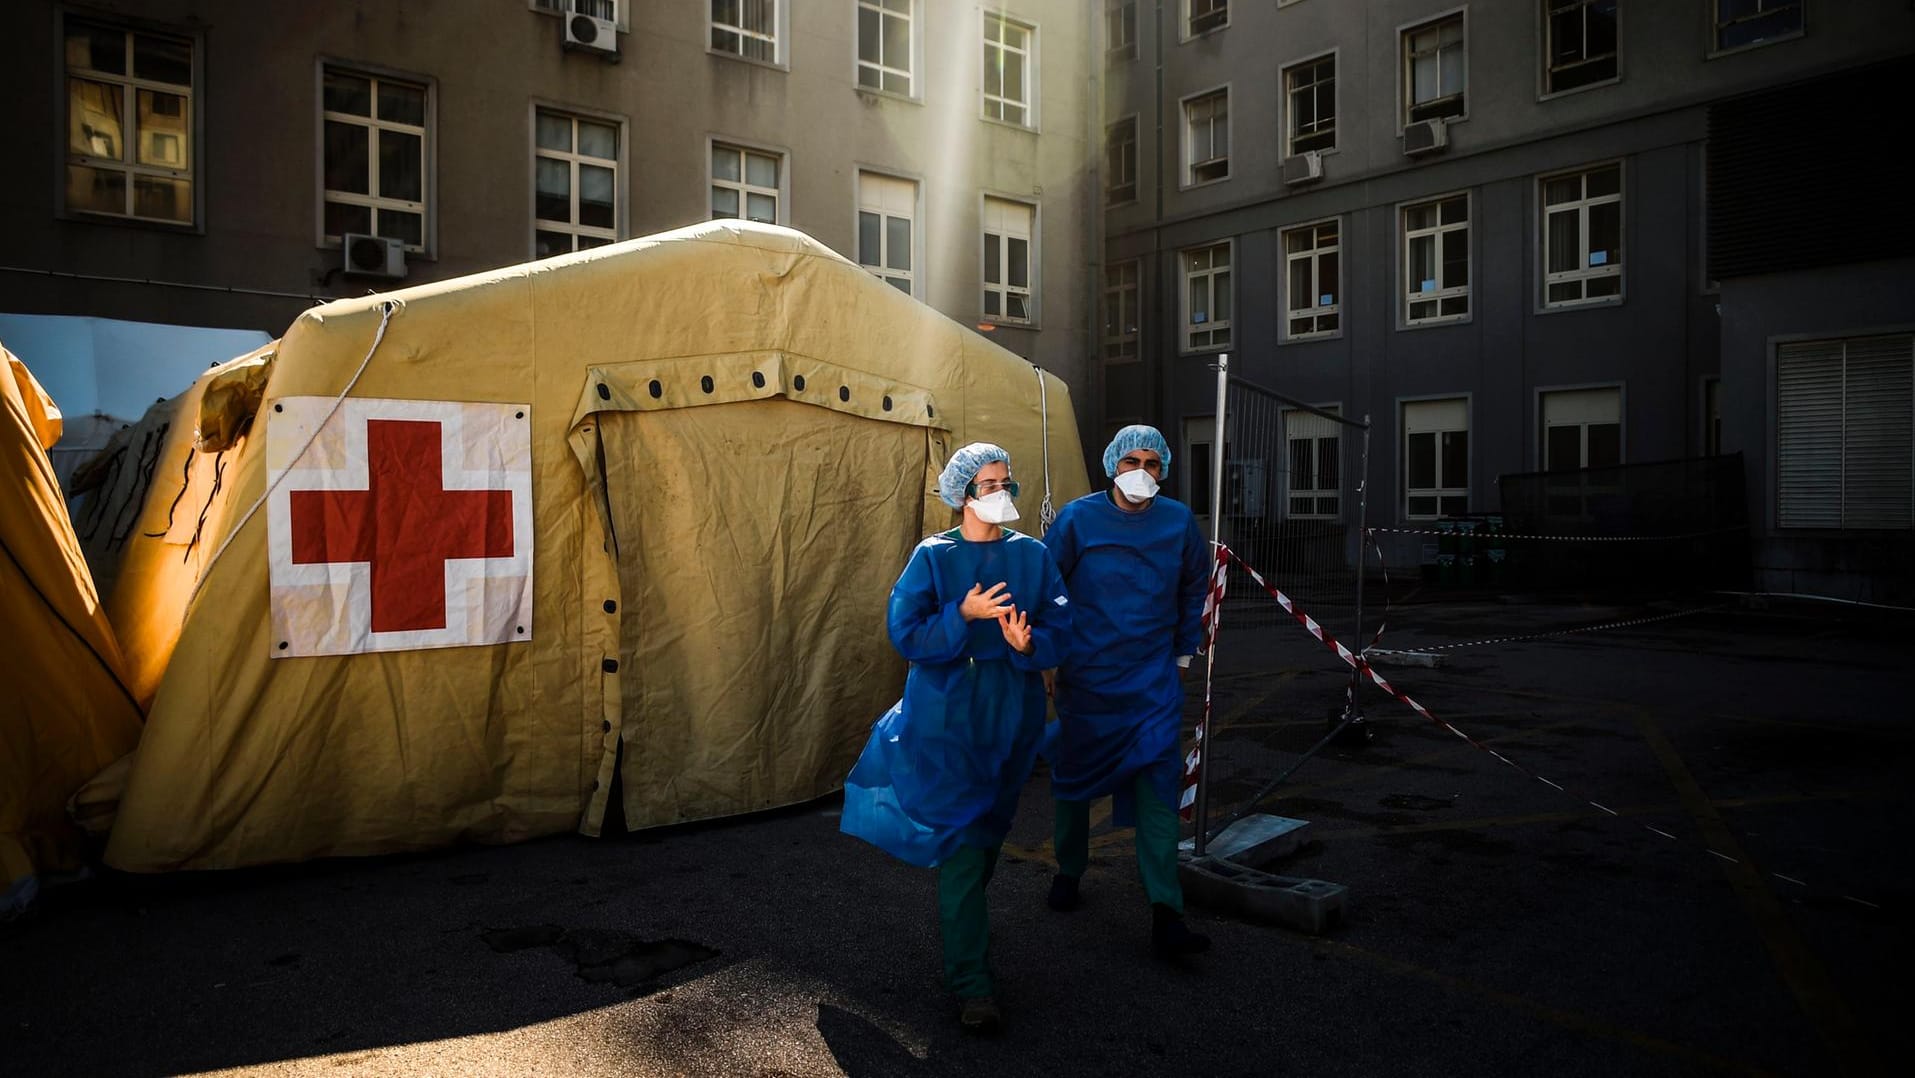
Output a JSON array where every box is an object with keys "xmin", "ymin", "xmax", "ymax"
[
  {"xmin": 1103, "ymin": 424, "xmax": 1171, "ymax": 479},
  {"xmin": 938, "ymin": 442, "xmax": 1011, "ymax": 509}
]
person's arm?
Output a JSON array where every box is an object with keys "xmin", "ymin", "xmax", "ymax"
[
  {"xmin": 1173, "ymin": 514, "xmax": 1211, "ymax": 660},
  {"xmin": 1006, "ymin": 546, "xmax": 1071, "ymax": 673},
  {"xmin": 886, "ymin": 546, "xmax": 969, "ymax": 664}
]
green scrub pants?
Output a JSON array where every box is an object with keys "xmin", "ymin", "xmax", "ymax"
[
  {"xmin": 937, "ymin": 844, "xmax": 1001, "ymax": 999},
  {"xmin": 1054, "ymin": 775, "xmax": 1184, "ymax": 913}
]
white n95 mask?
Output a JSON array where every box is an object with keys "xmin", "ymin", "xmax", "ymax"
[
  {"xmin": 969, "ymin": 489, "xmax": 1021, "ymax": 524},
  {"xmin": 1114, "ymin": 469, "xmax": 1160, "ymax": 501}
]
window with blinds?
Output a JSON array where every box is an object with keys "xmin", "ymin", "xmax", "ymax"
[{"xmin": 1776, "ymin": 335, "xmax": 1914, "ymax": 529}]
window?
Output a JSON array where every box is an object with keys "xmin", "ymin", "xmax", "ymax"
[
  {"xmin": 1187, "ymin": 0, "xmax": 1229, "ymax": 37},
  {"xmin": 857, "ymin": 0, "xmax": 914, "ymax": 96},
  {"xmin": 62, "ymin": 18, "xmax": 195, "ymax": 224},
  {"xmin": 982, "ymin": 196, "xmax": 1035, "ymax": 323},
  {"xmin": 1286, "ymin": 408, "xmax": 1341, "ymax": 519},
  {"xmin": 1544, "ymin": 1, "xmax": 1618, "ymax": 94},
  {"xmin": 1107, "ymin": 1, "xmax": 1137, "ymax": 61},
  {"xmin": 1182, "ymin": 242, "xmax": 1231, "ymax": 351},
  {"xmin": 532, "ymin": 0, "xmax": 617, "ymax": 18},
  {"xmin": 1283, "ymin": 220, "xmax": 1340, "ymax": 340},
  {"xmin": 1404, "ymin": 13, "xmax": 1466, "ymax": 124},
  {"xmin": 1541, "ymin": 163, "xmax": 1622, "ymax": 308},
  {"xmin": 321, "ymin": 66, "xmax": 429, "ymax": 251},
  {"xmin": 1404, "ymin": 399, "xmax": 1469, "ymax": 519},
  {"xmin": 858, "ymin": 172, "xmax": 916, "ymax": 296},
  {"xmin": 1777, "ymin": 335, "xmax": 1913, "ymax": 529},
  {"xmin": 710, "ymin": 142, "xmax": 781, "ymax": 223},
  {"xmin": 1714, "ymin": 0, "xmax": 1803, "ymax": 52},
  {"xmin": 1106, "ymin": 117, "xmax": 1138, "ymax": 205},
  {"xmin": 1183, "ymin": 89, "xmax": 1229, "ymax": 185},
  {"xmin": 533, "ymin": 109, "xmax": 619, "ymax": 259},
  {"xmin": 1542, "ymin": 388, "xmax": 1622, "ymax": 471},
  {"xmin": 1403, "ymin": 194, "xmax": 1470, "ymax": 325},
  {"xmin": 712, "ymin": 1, "xmax": 779, "ymax": 62},
  {"xmin": 1284, "ymin": 54, "xmax": 1336, "ymax": 156},
  {"xmin": 1103, "ymin": 261, "xmax": 1140, "ymax": 363},
  {"xmin": 983, "ymin": 14, "xmax": 1036, "ymax": 127}
]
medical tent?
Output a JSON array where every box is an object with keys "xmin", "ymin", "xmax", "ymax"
[
  {"xmin": 1, "ymin": 344, "xmax": 143, "ymax": 915},
  {"xmin": 97, "ymin": 220, "xmax": 1090, "ymax": 873}
]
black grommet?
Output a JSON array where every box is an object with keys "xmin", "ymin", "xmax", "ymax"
[
  {"xmin": 277, "ymin": 641, "xmax": 288, "ymax": 650},
  {"xmin": 882, "ymin": 396, "xmax": 893, "ymax": 411},
  {"xmin": 602, "ymin": 720, "xmax": 612, "ymax": 732},
  {"xmin": 515, "ymin": 411, "xmax": 524, "ymax": 419},
  {"xmin": 274, "ymin": 403, "xmax": 283, "ymax": 413},
  {"xmin": 839, "ymin": 385, "xmax": 850, "ymax": 402},
  {"xmin": 516, "ymin": 626, "xmax": 525, "ymax": 635},
  {"xmin": 603, "ymin": 600, "xmax": 617, "ymax": 613},
  {"xmin": 701, "ymin": 375, "xmax": 714, "ymax": 394},
  {"xmin": 793, "ymin": 374, "xmax": 806, "ymax": 391},
  {"xmin": 596, "ymin": 383, "xmax": 610, "ymax": 400},
  {"xmin": 752, "ymin": 371, "xmax": 766, "ymax": 388},
  {"xmin": 648, "ymin": 380, "xmax": 662, "ymax": 398},
  {"xmin": 602, "ymin": 658, "xmax": 618, "ymax": 673},
  {"xmin": 926, "ymin": 404, "xmax": 935, "ymax": 417}
]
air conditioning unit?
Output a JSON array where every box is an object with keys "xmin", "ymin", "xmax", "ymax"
[
  {"xmin": 1402, "ymin": 118, "xmax": 1449, "ymax": 158},
  {"xmin": 341, "ymin": 233, "xmax": 406, "ymax": 279},
  {"xmin": 563, "ymin": 5, "xmax": 619, "ymax": 57},
  {"xmin": 1281, "ymin": 151, "xmax": 1324, "ymax": 186}
]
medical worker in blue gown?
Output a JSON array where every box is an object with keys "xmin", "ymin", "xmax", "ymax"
[
  {"xmin": 841, "ymin": 443, "xmax": 1070, "ymax": 1033},
  {"xmin": 1042, "ymin": 424, "xmax": 1212, "ymax": 957}
]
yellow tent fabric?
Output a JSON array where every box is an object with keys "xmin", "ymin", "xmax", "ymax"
[
  {"xmin": 104, "ymin": 221, "xmax": 1089, "ymax": 872},
  {"xmin": 1, "ymin": 345, "xmax": 143, "ymax": 912}
]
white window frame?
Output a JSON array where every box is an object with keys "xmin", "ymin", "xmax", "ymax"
[
  {"xmin": 856, "ymin": 0, "xmax": 920, "ymax": 99},
  {"xmin": 1181, "ymin": 86, "xmax": 1231, "ymax": 189},
  {"xmin": 856, "ymin": 170, "xmax": 921, "ymax": 298},
  {"xmin": 1774, "ymin": 333, "xmax": 1914, "ymax": 530},
  {"xmin": 1538, "ymin": 384, "xmax": 1625, "ymax": 472},
  {"xmin": 1538, "ymin": 161, "xmax": 1625, "ymax": 311},
  {"xmin": 1181, "ymin": 240, "xmax": 1233, "ymax": 354},
  {"xmin": 981, "ymin": 194, "xmax": 1038, "ymax": 326},
  {"xmin": 1709, "ymin": 0, "xmax": 1805, "ymax": 58},
  {"xmin": 708, "ymin": 138, "xmax": 787, "ymax": 225},
  {"xmin": 1106, "ymin": 0, "xmax": 1138, "ymax": 62},
  {"xmin": 1284, "ymin": 405, "xmax": 1343, "ymax": 521},
  {"xmin": 1183, "ymin": 0, "xmax": 1230, "ymax": 42},
  {"xmin": 1282, "ymin": 218, "xmax": 1342, "ymax": 343},
  {"xmin": 981, "ymin": 11, "xmax": 1039, "ymax": 130},
  {"xmin": 1106, "ymin": 115, "xmax": 1139, "ymax": 206},
  {"xmin": 1539, "ymin": 0, "xmax": 1620, "ymax": 99},
  {"xmin": 1400, "ymin": 192, "xmax": 1471, "ymax": 327},
  {"xmin": 315, "ymin": 60, "xmax": 435, "ymax": 256},
  {"xmin": 1402, "ymin": 396, "xmax": 1471, "ymax": 521},
  {"xmin": 1282, "ymin": 50, "xmax": 1338, "ymax": 159},
  {"xmin": 709, "ymin": 0, "xmax": 786, "ymax": 67},
  {"xmin": 57, "ymin": 12, "xmax": 202, "ymax": 228},
  {"xmin": 530, "ymin": 103, "xmax": 626, "ymax": 260},
  {"xmin": 1400, "ymin": 9, "xmax": 1468, "ymax": 129},
  {"xmin": 1103, "ymin": 259, "xmax": 1141, "ymax": 364}
]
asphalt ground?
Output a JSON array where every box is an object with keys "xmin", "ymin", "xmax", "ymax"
[{"xmin": 2, "ymin": 595, "xmax": 1910, "ymax": 1077}]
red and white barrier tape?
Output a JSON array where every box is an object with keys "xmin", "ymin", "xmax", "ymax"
[
  {"xmin": 1179, "ymin": 545, "xmax": 1230, "ymax": 820},
  {"xmin": 1416, "ymin": 605, "xmax": 1719, "ymax": 653},
  {"xmin": 1200, "ymin": 543, "xmax": 1880, "ymax": 910}
]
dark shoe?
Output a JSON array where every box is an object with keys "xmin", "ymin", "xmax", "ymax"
[
  {"xmin": 1046, "ymin": 873, "xmax": 1081, "ymax": 912},
  {"xmin": 1151, "ymin": 903, "xmax": 1211, "ymax": 958},
  {"xmin": 958, "ymin": 995, "xmax": 1002, "ymax": 1034}
]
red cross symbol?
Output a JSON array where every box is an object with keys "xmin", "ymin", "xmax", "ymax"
[{"xmin": 289, "ymin": 419, "xmax": 515, "ymax": 634}]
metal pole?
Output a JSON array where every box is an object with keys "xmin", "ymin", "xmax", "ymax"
[
  {"xmin": 1195, "ymin": 352, "xmax": 1229, "ymax": 857},
  {"xmin": 1337, "ymin": 418, "xmax": 1374, "ymax": 744}
]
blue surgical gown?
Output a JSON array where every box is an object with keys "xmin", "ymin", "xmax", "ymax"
[
  {"xmin": 1043, "ymin": 491, "xmax": 1210, "ymax": 823},
  {"xmin": 841, "ymin": 527, "xmax": 1071, "ymax": 867}
]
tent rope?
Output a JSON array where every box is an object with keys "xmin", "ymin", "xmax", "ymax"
[
  {"xmin": 187, "ymin": 300, "xmax": 400, "ymax": 607},
  {"xmin": 1034, "ymin": 364, "xmax": 1056, "ymax": 535}
]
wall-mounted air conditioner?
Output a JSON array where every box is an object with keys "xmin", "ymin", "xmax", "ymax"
[
  {"xmin": 563, "ymin": 1, "xmax": 619, "ymax": 58},
  {"xmin": 341, "ymin": 233, "xmax": 406, "ymax": 279},
  {"xmin": 1281, "ymin": 151, "xmax": 1323, "ymax": 186},
  {"xmin": 1403, "ymin": 119, "xmax": 1449, "ymax": 158}
]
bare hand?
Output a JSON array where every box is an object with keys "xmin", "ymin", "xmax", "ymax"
[
  {"xmin": 998, "ymin": 608, "xmax": 1034, "ymax": 655},
  {"xmin": 1042, "ymin": 669, "xmax": 1057, "ymax": 697},
  {"xmin": 960, "ymin": 582, "xmax": 1015, "ymax": 622}
]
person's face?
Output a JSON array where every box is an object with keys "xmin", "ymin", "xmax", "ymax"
[
  {"xmin": 969, "ymin": 460, "xmax": 1013, "ymax": 497},
  {"xmin": 1115, "ymin": 449, "xmax": 1163, "ymax": 480}
]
